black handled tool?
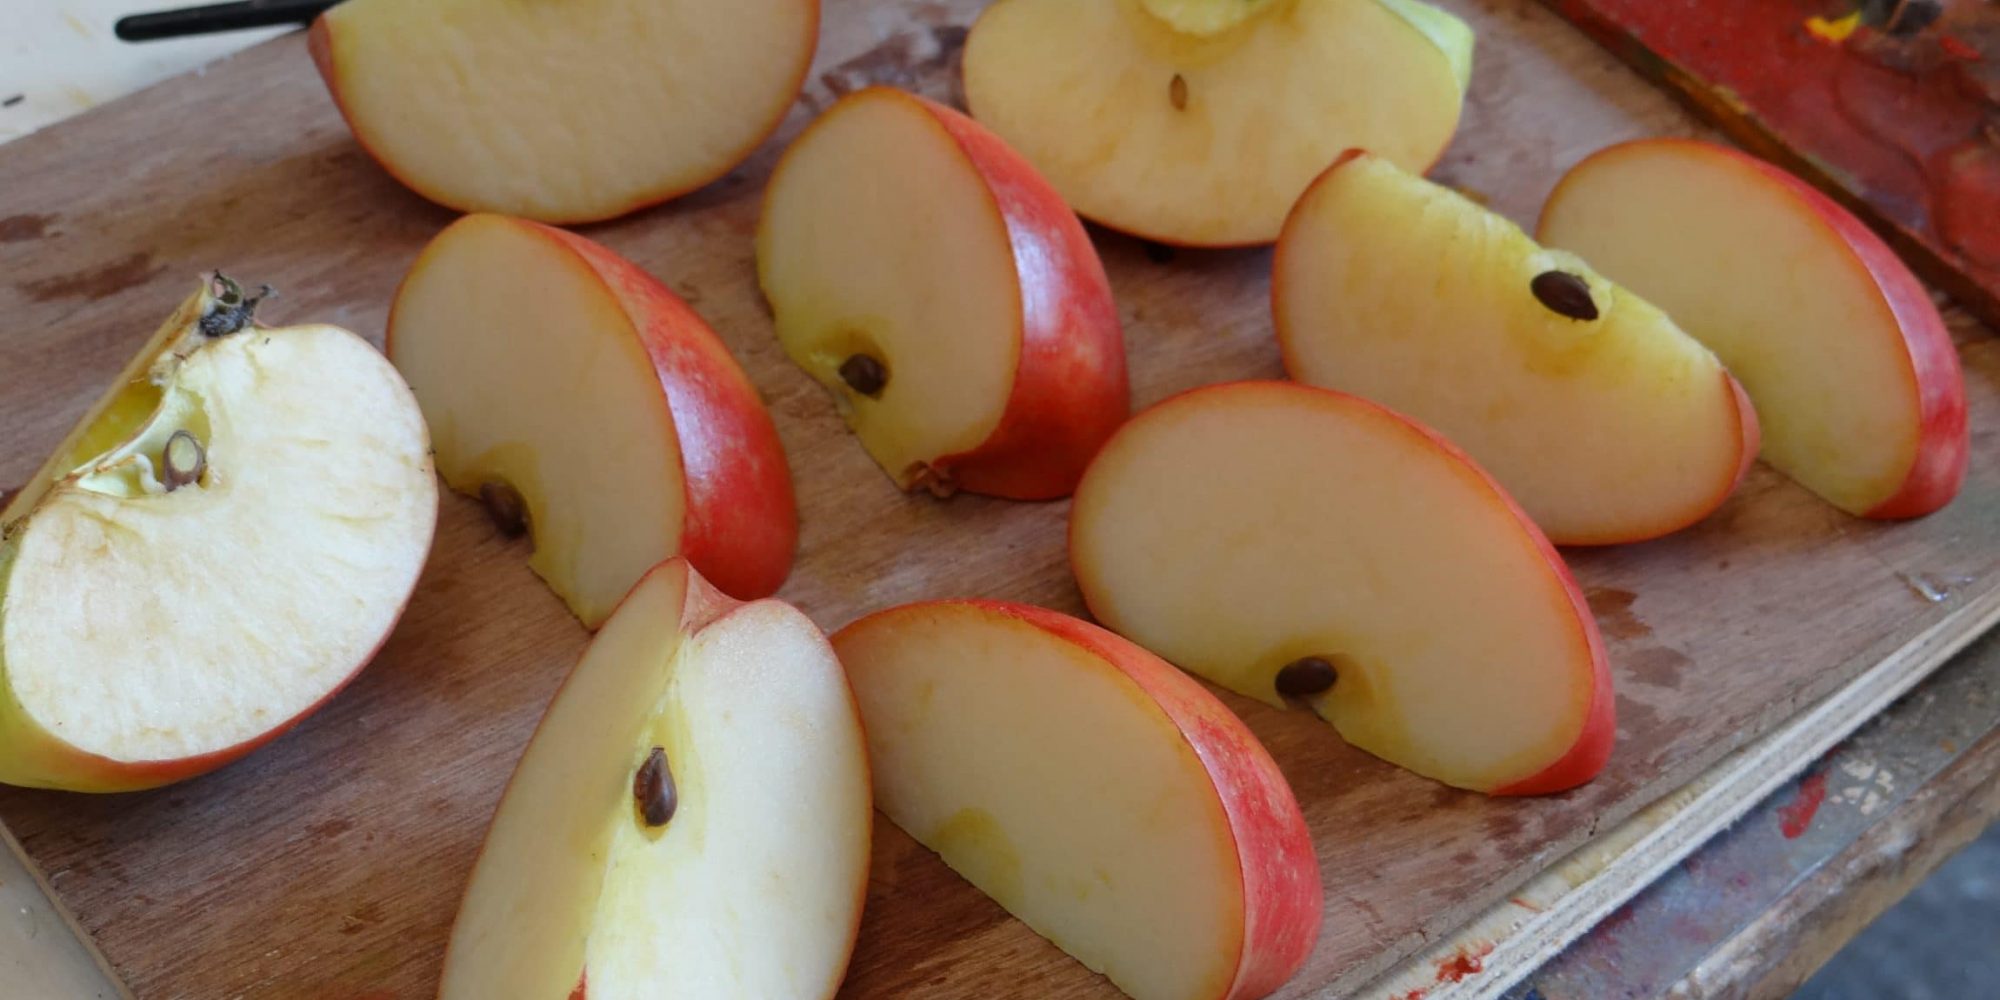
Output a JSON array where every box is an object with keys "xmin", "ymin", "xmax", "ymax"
[{"xmin": 115, "ymin": 0, "xmax": 339, "ymax": 42}]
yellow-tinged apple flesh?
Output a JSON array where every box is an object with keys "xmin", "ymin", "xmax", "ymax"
[
  {"xmin": 1275, "ymin": 150, "xmax": 1758, "ymax": 545},
  {"xmin": 309, "ymin": 0, "xmax": 819, "ymax": 223},
  {"xmin": 1070, "ymin": 381, "xmax": 1613, "ymax": 795},
  {"xmin": 389, "ymin": 214, "xmax": 796, "ymax": 628},
  {"xmin": 834, "ymin": 599, "xmax": 1321, "ymax": 1000},
  {"xmin": 962, "ymin": 0, "xmax": 1471, "ymax": 246},
  {"xmin": 757, "ymin": 87, "xmax": 1128, "ymax": 500},
  {"xmin": 1539, "ymin": 138, "xmax": 1967, "ymax": 518},
  {"xmin": 0, "ymin": 277, "xmax": 436, "ymax": 792},
  {"xmin": 440, "ymin": 558, "xmax": 870, "ymax": 1000}
]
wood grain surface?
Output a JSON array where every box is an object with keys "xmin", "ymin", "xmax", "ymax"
[{"xmin": 0, "ymin": 2, "xmax": 1995, "ymax": 997}]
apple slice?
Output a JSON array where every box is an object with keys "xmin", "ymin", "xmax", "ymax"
[
  {"xmin": 757, "ymin": 87, "xmax": 1128, "ymax": 500},
  {"xmin": 0, "ymin": 275, "xmax": 436, "ymax": 792},
  {"xmin": 1070, "ymin": 381, "xmax": 1612, "ymax": 795},
  {"xmin": 1538, "ymin": 138, "xmax": 1968, "ymax": 518},
  {"xmin": 833, "ymin": 599, "xmax": 1320, "ymax": 1000},
  {"xmin": 441, "ymin": 557, "xmax": 869, "ymax": 999},
  {"xmin": 389, "ymin": 214, "xmax": 796, "ymax": 627},
  {"xmin": 310, "ymin": 0, "xmax": 817, "ymax": 223},
  {"xmin": 962, "ymin": 0, "xmax": 1471, "ymax": 246},
  {"xmin": 1274, "ymin": 150, "xmax": 1759, "ymax": 545}
]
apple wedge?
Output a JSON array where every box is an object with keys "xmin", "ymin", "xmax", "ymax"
[
  {"xmin": 389, "ymin": 214, "xmax": 796, "ymax": 627},
  {"xmin": 0, "ymin": 275, "xmax": 436, "ymax": 792},
  {"xmin": 1070, "ymin": 381, "xmax": 1613, "ymax": 794},
  {"xmin": 310, "ymin": 0, "xmax": 818, "ymax": 223},
  {"xmin": 833, "ymin": 599, "xmax": 1320, "ymax": 1000},
  {"xmin": 1539, "ymin": 138, "xmax": 1967, "ymax": 518},
  {"xmin": 1274, "ymin": 150, "xmax": 1759, "ymax": 545},
  {"xmin": 441, "ymin": 558, "xmax": 870, "ymax": 1000},
  {"xmin": 962, "ymin": 0, "xmax": 1471, "ymax": 246},
  {"xmin": 757, "ymin": 87, "xmax": 1128, "ymax": 500}
]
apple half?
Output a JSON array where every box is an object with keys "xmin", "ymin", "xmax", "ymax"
[
  {"xmin": 1070, "ymin": 381, "xmax": 1613, "ymax": 795},
  {"xmin": 310, "ymin": 0, "xmax": 819, "ymax": 223},
  {"xmin": 834, "ymin": 599, "xmax": 1320, "ymax": 1000},
  {"xmin": 757, "ymin": 87, "xmax": 1129, "ymax": 500},
  {"xmin": 0, "ymin": 275, "xmax": 436, "ymax": 792},
  {"xmin": 389, "ymin": 214, "xmax": 796, "ymax": 627},
  {"xmin": 1538, "ymin": 138, "xmax": 1968, "ymax": 518},
  {"xmin": 1274, "ymin": 150, "xmax": 1759, "ymax": 545},
  {"xmin": 962, "ymin": 0, "xmax": 1472, "ymax": 246},
  {"xmin": 441, "ymin": 558, "xmax": 871, "ymax": 1000}
]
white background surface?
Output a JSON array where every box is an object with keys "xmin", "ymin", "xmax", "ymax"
[{"xmin": 3, "ymin": 7, "xmax": 278, "ymax": 995}]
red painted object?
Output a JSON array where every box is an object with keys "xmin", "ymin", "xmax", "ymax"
[{"xmin": 1543, "ymin": 0, "xmax": 2000, "ymax": 326}]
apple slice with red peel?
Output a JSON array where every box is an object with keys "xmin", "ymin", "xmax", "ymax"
[
  {"xmin": 1538, "ymin": 138, "xmax": 1968, "ymax": 518},
  {"xmin": 389, "ymin": 214, "xmax": 796, "ymax": 627},
  {"xmin": 962, "ymin": 0, "xmax": 1471, "ymax": 246},
  {"xmin": 1070, "ymin": 381, "xmax": 1613, "ymax": 795},
  {"xmin": 0, "ymin": 275, "xmax": 436, "ymax": 792},
  {"xmin": 309, "ymin": 0, "xmax": 818, "ymax": 223},
  {"xmin": 833, "ymin": 599, "xmax": 1320, "ymax": 1000},
  {"xmin": 756, "ymin": 87, "xmax": 1128, "ymax": 500},
  {"xmin": 1274, "ymin": 150, "xmax": 1759, "ymax": 545},
  {"xmin": 441, "ymin": 558, "xmax": 870, "ymax": 1000}
]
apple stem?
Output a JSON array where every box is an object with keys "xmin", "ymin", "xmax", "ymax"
[
  {"xmin": 634, "ymin": 745, "xmax": 676, "ymax": 828},
  {"xmin": 1274, "ymin": 656, "xmax": 1339, "ymax": 698}
]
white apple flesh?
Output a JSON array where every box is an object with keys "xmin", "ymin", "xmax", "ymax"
[
  {"xmin": 0, "ymin": 276, "xmax": 437, "ymax": 792},
  {"xmin": 441, "ymin": 558, "xmax": 871, "ymax": 1000},
  {"xmin": 1070, "ymin": 381, "xmax": 1613, "ymax": 795}
]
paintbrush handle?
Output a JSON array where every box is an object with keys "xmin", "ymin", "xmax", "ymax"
[{"xmin": 115, "ymin": 0, "xmax": 339, "ymax": 42}]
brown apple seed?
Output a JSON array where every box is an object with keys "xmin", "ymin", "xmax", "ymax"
[
  {"xmin": 161, "ymin": 430, "xmax": 206, "ymax": 491},
  {"xmin": 478, "ymin": 481, "xmax": 529, "ymax": 538},
  {"xmin": 1275, "ymin": 656, "xmax": 1339, "ymax": 697},
  {"xmin": 634, "ymin": 745, "xmax": 676, "ymax": 828},
  {"xmin": 1169, "ymin": 73, "xmax": 1189, "ymax": 111},
  {"xmin": 1530, "ymin": 270, "xmax": 1599, "ymax": 321},
  {"xmin": 839, "ymin": 353, "xmax": 888, "ymax": 397}
]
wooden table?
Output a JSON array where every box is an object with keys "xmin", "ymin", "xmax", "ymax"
[{"xmin": 1, "ymin": 3, "xmax": 1993, "ymax": 998}]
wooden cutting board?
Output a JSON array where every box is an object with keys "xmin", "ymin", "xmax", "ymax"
[{"xmin": 1, "ymin": 2, "xmax": 1996, "ymax": 997}]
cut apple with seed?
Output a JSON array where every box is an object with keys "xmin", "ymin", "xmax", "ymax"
[
  {"xmin": 389, "ymin": 214, "xmax": 796, "ymax": 627},
  {"xmin": 441, "ymin": 558, "xmax": 870, "ymax": 1000},
  {"xmin": 309, "ymin": 0, "xmax": 818, "ymax": 223},
  {"xmin": 1274, "ymin": 150, "xmax": 1759, "ymax": 545},
  {"xmin": 962, "ymin": 0, "xmax": 1471, "ymax": 246},
  {"xmin": 1538, "ymin": 138, "xmax": 1968, "ymax": 518},
  {"xmin": 757, "ymin": 87, "xmax": 1128, "ymax": 500},
  {"xmin": 1070, "ymin": 381, "xmax": 1613, "ymax": 794},
  {"xmin": 0, "ymin": 275, "xmax": 436, "ymax": 792},
  {"xmin": 833, "ymin": 599, "xmax": 1321, "ymax": 1000}
]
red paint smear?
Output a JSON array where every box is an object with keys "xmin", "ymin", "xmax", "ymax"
[
  {"xmin": 1510, "ymin": 895, "xmax": 1546, "ymax": 913},
  {"xmin": 1778, "ymin": 771, "xmax": 1829, "ymax": 838},
  {"xmin": 1395, "ymin": 991, "xmax": 1429, "ymax": 1000},
  {"xmin": 1434, "ymin": 942, "xmax": 1495, "ymax": 984}
]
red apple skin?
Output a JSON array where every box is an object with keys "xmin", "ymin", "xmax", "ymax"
[
  {"xmin": 1275, "ymin": 149, "xmax": 1763, "ymax": 547},
  {"xmin": 1070, "ymin": 380, "xmax": 1617, "ymax": 795},
  {"xmin": 1540, "ymin": 139, "xmax": 1967, "ymax": 520},
  {"xmin": 770, "ymin": 89, "xmax": 1130, "ymax": 500},
  {"xmin": 307, "ymin": 7, "xmax": 822, "ymax": 224},
  {"xmin": 844, "ymin": 598, "xmax": 1322, "ymax": 998},
  {"xmin": 537, "ymin": 224, "xmax": 799, "ymax": 599},
  {"xmin": 385, "ymin": 217, "xmax": 798, "ymax": 602}
]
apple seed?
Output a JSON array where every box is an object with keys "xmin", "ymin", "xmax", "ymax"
[
  {"xmin": 160, "ymin": 430, "xmax": 206, "ymax": 491},
  {"xmin": 1274, "ymin": 656, "xmax": 1339, "ymax": 697},
  {"xmin": 839, "ymin": 353, "xmax": 888, "ymax": 397},
  {"xmin": 1530, "ymin": 270, "xmax": 1598, "ymax": 321},
  {"xmin": 634, "ymin": 745, "xmax": 676, "ymax": 828},
  {"xmin": 478, "ymin": 482, "xmax": 529, "ymax": 538},
  {"xmin": 1169, "ymin": 73, "xmax": 1188, "ymax": 111}
]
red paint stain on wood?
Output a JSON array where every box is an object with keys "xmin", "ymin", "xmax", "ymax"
[
  {"xmin": 1394, "ymin": 990, "xmax": 1428, "ymax": 1000},
  {"xmin": 1435, "ymin": 941, "xmax": 1495, "ymax": 984},
  {"xmin": 1511, "ymin": 895, "xmax": 1546, "ymax": 913},
  {"xmin": 1778, "ymin": 771, "xmax": 1828, "ymax": 838}
]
